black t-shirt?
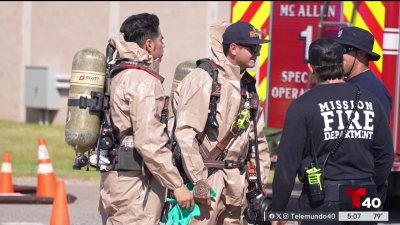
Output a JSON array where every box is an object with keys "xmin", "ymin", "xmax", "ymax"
[
  {"xmin": 271, "ymin": 82, "xmax": 394, "ymax": 211},
  {"xmin": 347, "ymin": 70, "xmax": 392, "ymax": 122}
]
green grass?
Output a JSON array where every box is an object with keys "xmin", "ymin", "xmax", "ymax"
[
  {"xmin": 0, "ymin": 119, "xmax": 283, "ymax": 184},
  {"xmin": 0, "ymin": 120, "xmax": 100, "ymax": 182}
]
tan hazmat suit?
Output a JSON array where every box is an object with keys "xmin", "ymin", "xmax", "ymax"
[
  {"xmin": 99, "ymin": 33, "xmax": 184, "ymax": 225},
  {"xmin": 172, "ymin": 21, "xmax": 271, "ymax": 225}
]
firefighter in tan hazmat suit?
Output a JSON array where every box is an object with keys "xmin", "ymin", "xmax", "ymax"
[
  {"xmin": 172, "ymin": 21, "xmax": 271, "ymax": 224},
  {"xmin": 98, "ymin": 13, "xmax": 193, "ymax": 225}
]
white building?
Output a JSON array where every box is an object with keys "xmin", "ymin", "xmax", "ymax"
[{"xmin": 0, "ymin": 1, "xmax": 230, "ymax": 124}]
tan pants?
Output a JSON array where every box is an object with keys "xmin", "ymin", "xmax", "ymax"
[
  {"xmin": 99, "ymin": 170, "xmax": 166, "ymax": 225},
  {"xmin": 189, "ymin": 169, "xmax": 247, "ymax": 225}
]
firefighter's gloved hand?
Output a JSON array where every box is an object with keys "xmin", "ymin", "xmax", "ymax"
[
  {"xmin": 165, "ymin": 198, "xmax": 200, "ymax": 225},
  {"xmin": 173, "ymin": 184, "xmax": 194, "ymax": 210},
  {"xmin": 165, "ymin": 183, "xmax": 216, "ymax": 225},
  {"xmin": 193, "ymin": 180, "xmax": 211, "ymax": 206}
]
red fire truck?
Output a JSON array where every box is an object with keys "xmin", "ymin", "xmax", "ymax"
[{"xmin": 231, "ymin": 1, "xmax": 400, "ymax": 196}]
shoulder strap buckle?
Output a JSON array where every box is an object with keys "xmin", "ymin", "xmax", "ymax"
[
  {"xmin": 68, "ymin": 91, "xmax": 104, "ymax": 112},
  {"xmin": 88, "ymin": 91, "xmax": 104, "ymax": 111}
]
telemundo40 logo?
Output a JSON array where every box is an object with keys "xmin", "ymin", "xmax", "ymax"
[{"xmin": 339, "ymin": 184, "xmax": 381, "ymax": 210}]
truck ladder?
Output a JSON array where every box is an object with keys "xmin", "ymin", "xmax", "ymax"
[{"xmin": 316, "ymin": 1, "xmax": 358, "ymax": 39}]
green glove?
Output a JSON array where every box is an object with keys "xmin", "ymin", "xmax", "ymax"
[
  {"xmin": 164, "ymin": 183, "xmax": 216, "ymax": 225},
  {"xmin": 165, "ymin": 198, "xmax": 200, "ymax": 225}
]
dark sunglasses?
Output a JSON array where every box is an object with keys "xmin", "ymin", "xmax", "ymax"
[
  {"xmin": 342, "ymin": 45, "xmax": 357, "ymax": 54},
  {"xmin": 237, "ymin": 44, "xmax": 261, "ymax": 55}
]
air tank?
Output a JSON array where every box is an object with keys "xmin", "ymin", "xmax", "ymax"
[
  {"xmin": 65, "ymin": 48, "xmax": 106, "ymax": 154},
  {"xmin": 171, "ymin": 60, "xmax": 197, "ymax": 99}
]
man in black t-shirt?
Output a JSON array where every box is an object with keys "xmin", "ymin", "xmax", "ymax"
[
  {"xmin": 336, "ymin": 26, "xmax": 393, "ymax": 211},
  {"xmin": 271, "ymin": 39, "xmax": 393, "ymax": 225},
  {"xmin": 336, "ymin": 26, "xmax": 392, "ymax": 122}
]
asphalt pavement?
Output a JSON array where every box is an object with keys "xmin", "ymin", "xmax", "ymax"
[{"xmin": 0, "ymin": 177, "xmax": 102, "ymax": 225}]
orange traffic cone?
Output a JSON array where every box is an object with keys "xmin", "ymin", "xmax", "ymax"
[
  {"xmin": 50, "ymin": 180, "xmax": 70, "ymax": 225},
  {"xmin": 36, "ymin": 138, "xmax": 57, "ymax": 198},
  {"xmin": 0, "ymin": 152, "xmax": 14, "ymax": 193}
]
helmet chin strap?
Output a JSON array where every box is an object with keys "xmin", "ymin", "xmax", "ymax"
[{"xmin": 345, "ymin": 50, "xmax": 358, "ymax": 80}]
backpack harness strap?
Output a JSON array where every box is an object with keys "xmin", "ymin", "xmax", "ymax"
[
  {"xmin": 112, "ymin": 60, "xmax": 170, "ymax": 141},
  {"xmin": 196, "ymin": 59, "xmax": 221, "ymax": 129},
  {"xmin": 207, "ymin": 80, "xmax": 253, "ymax": 160},
  {"xmin": 194, "ymin": 64, "xmax": 259, "ymax": 170},
  {"xmin": 171, "ymin": 59, "xmax": 259, "ymax": 175}
]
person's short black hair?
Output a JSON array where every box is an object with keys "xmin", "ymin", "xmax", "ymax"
[
  {"xmin": 223, "ymin": 44, "xmax": 230, "ymax": 56},
  {"xmin": 308, "ymin": 38, "xmax": 344, "ymax": 81},
  {"xmin": 120, "ymin": 13, "xmax": 160, "ymax": 47}
]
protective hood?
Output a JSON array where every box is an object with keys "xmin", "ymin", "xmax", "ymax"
[
  {"xmin": 209, "ymin": 20, "xmax": 230, "ymax": 64},
  {"xmin": 209, "ymin": 20, "xmax": 242, "ymax": 81},
  {"xmin": 109, "ymin": 33, "xmax": 160, "ymax": 72}
]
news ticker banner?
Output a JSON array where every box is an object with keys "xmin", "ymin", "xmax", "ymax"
[
  {"xmin": 263, "ymin": 184, "xmax": 389, "ymax": 222},
  {"xmin": 264, "ymin": 211, "xmax": 389, "ymax": 222}
]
